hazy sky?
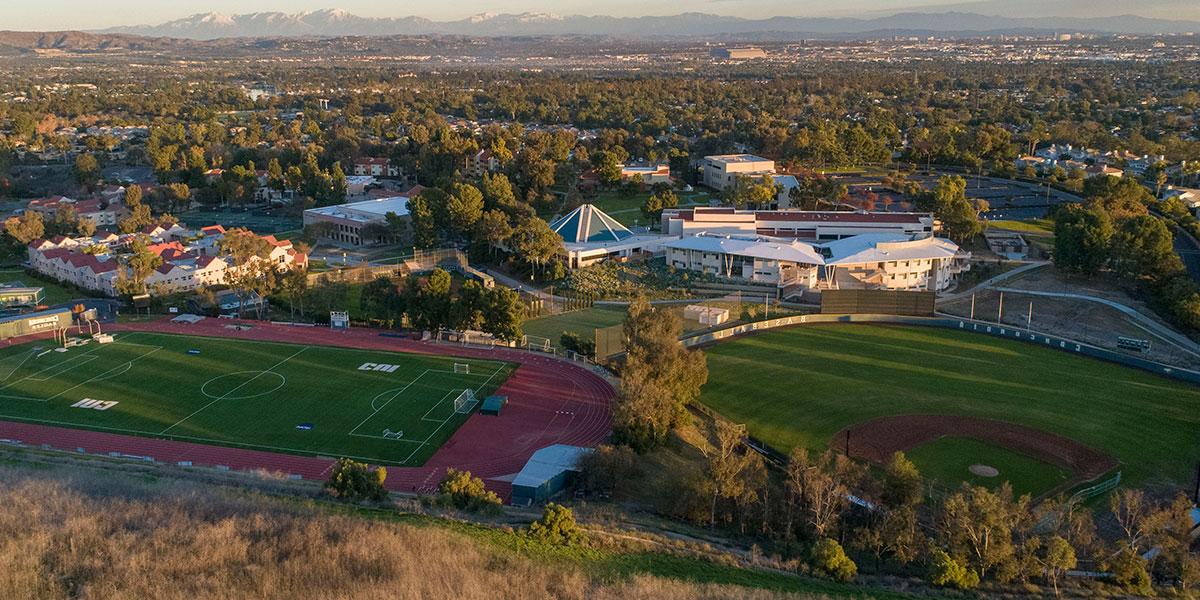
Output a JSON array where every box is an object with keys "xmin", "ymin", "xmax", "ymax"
[
  {"xmin": 0, "ymin": 0, "xmax": 1194, "ymax": 31},
  {"xmin": 2, "ymin": 1, "xmax": 969, "ymax": 30}
]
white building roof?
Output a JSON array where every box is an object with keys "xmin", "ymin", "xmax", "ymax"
[
  {"xmin": 305, "ymin": 196, "xmax": 410, "ymax": 223},
  {"xmin": 824, "ymin": 233, "xmax": 962, "ymax": 265},
  {"xmin": 706, "ymin": 154, "xmax": 773, "ymax": 164},
  {"xmin": 511, "ymin": 444, "xmax": 592, "ymax": 489},
  {"xmin": 665, "ymin": 232, "xmax": 963, "ymax": 267},
  {"xmin": 664, "ymin": 234, "xmax": 825, "ymax": 265}
]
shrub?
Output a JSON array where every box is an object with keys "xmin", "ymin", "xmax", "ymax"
[
  {"xmin": 578, "ymin": 443, "xmax": 640, "ymax": 497},
  {"xmin": 809, "ymin": 538, "xmax": 857, "ymax": 583},
  {"xmin": 435, "ymin": 468, "xmax": 503, "ymax": 513},
  {"xmin": 324, "ymin": 458, "xmax": 388, "ymax": 502},
  {"xmin": 927, "ymin": 549, "xmax": 979, "ymax": 590},
  {"xmin": 527, "ymin": 503, "xmax": 584, "ymax": 546}
]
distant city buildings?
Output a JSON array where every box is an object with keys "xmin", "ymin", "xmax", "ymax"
[{"xmin": 712, "ymin": 47, "xmax": 768, "ymax": 60}]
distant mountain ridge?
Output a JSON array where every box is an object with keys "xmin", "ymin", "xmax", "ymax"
[{"xmin": 97, "ymin": 9, "xmax": 1200, "ymax": 40}]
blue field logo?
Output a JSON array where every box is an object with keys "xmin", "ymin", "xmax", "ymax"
[{"xmin": 295, "ymin": 423, "xmax": 314, "ymax": 431}]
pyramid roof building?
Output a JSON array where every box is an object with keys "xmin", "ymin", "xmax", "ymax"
[{"xmin": 550, "ymin": 204, "xmax": 634, "ymax": 244}]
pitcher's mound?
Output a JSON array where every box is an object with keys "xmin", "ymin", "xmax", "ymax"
[{"xmin": 969, "ymin": 464, "xmax": 1000, "ymax": 478}]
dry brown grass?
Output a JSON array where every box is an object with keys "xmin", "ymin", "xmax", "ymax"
[{"xmin": 0, "ymin": 464, "xmax": 834, "ymax": 600}]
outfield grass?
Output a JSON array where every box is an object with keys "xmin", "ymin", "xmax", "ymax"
[
  {"xmin": 905, "ymin": 437, "xmax": 1070, "ymax": 497},
  {"xmin": 0, "ymin": 332, "xmax": 513, "ymax": 465},
  {"xmin": 988, "ymin": 219, "xmax": 1055, "ymax": 235},
  {"xmin": 699, "ymin": 324, "xmax": 1200, "ymax": 488}
]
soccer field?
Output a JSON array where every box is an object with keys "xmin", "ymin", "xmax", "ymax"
[
  {"xmin": 699, "ymin": 324, "xmax": 1200, "ymax": 489},
  {"xmin": 0, "ymin": 332, "xmax": 515, "ymax": 465}
]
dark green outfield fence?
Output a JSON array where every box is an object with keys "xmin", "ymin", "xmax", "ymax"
[{"xmin": 681, "ymin": 313, "xmax": 1200, "ymax": 386}]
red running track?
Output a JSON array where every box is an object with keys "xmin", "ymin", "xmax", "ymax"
[{"xmin": 0, "ymin": 319, "xmax": 614, "ymax": 499}]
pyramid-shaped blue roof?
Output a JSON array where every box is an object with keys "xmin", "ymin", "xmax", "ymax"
[{"xmin": 550, "ymin": 204, "xmax": 634, "ymax": 244}]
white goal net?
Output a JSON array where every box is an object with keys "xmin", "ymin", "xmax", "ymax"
[
  {"xmin": 453, "ymin": 389, "xmax": 478, "ymax": 414},
  {"xmin": 453, "ymin": 363, "xmax": 470, "ymax": 374}
]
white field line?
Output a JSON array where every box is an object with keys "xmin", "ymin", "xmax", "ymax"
[
  {"xmin": 159, "ymin": 346, "xmax": 308, "ymax": 434},
  {"xmin": 419, "ymin": 389, "xmax": 460, "ymax": 423},
  {"xmin": 44, "ymin": 346, "xmax": 163, "ymax": 403},
  {"xmin": 346, "ymin": 370, "xmax": 431, "ymax": 436}
]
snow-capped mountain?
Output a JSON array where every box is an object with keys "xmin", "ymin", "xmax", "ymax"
[{"xmin": 99, "ymin": 8, "xmax": 1200, "ymax": 40}]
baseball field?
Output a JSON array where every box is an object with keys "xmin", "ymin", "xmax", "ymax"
[{"xmin": 699, "ymin": 324, "xmax": 1200, "ymax": 495}]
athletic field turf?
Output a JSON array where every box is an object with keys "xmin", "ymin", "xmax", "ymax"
[
  {"xmin": 905, "ymin": 437, "xmax": 1070, "ymax": 497},
  {"xmin": 699, "ymin": 324, "xmax": 1200, "ymax": 490},
  {"xmin": 0, "ymin": 332, "xmax": 514, "ymax": 465}
]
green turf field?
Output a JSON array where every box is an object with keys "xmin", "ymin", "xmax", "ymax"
[
  {"xmin": 0, "ymin": 332, "xmax": 514, "ymax": 465},
  {"xmin": 699, "ymin": 324, "xmax": 1200, "ymax": 488},
  {"xmin": 905, "ymin": 437, "xmax": 1070, "ymax": 497}
]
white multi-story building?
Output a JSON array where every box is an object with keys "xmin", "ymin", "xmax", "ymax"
[
  {"xmin": 702, "ymin": 154, "xmax": 776, "ymax": 191},
  {"xmin": 661, "ymin": 207, "xmax": 936, "ymax": 240},
  {"xmin": 303, "ymin": 196, "xmax": 411, "ymax": 247},
  {"xmin": 26, "ymin": 225, "xmax": 305, "ymax": 297},
  {"xmin": 663, "ymin": 232, "xmax": 969, "ymax": 294}
]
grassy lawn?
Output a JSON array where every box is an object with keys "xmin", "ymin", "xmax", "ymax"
[
  {"xmin": 699, "ymin": 324, "xmax": 1200, "ymax": 488},
  {"xmin": 522, "ymin": 305, "xmax": 629, "ymax": 344},
  {"xmin": 0, "ymin": 269, "xmax": 82, "ymax": 305},
  {"xmin": 905, "ymin": 437, "xmax": 1071, "ymax": 497},
  {"xmin": 988, "ymin": 219, "xmax": 1055, "ymax": 235},
  {"xmin": 0, "ymin": 332, "xmax": 513, "ymax": 465},
  {"xmin": 587, "ymin": 190, "xmax": 717, "ymax": 227}
]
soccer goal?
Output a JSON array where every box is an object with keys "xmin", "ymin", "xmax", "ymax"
[
  {"xmin": 453, "ymin": 363, "xmax": 470, "ymax": 374},
  {"xmin": 453, "ymin": 389, "xmax": 478, "ymax": 414},
  {"xmin": 522, "ymin": 334, "xmax": 553, "ymax": 353}
]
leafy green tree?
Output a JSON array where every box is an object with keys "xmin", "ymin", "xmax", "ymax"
[
  {"xmin": 881, "ymin": 451, "xmax": 923, "ymax": 509},
  {"xmin": 509, "ymin": 217, "xmax": 562, "ymax": 277},
  {"xmin": 613, "ymin": 296, "xmax": 708, "ymax": 451},
  {"xmin": 114, "ymin": 236, "xmax": 163, "ymax": 297},
  {"xmin": 407, "ymin": 193, "xmax": 438, "ymax": 248},
  {"xmin": 527, "ymin": 503, "xmax": 584, "ymax": 546},
  {"xmin": 1040, "ymin": 535, "xmax": 1077, "ymax": 597},
  {"xmin": 641, "ymin": 188, "xmax": 678, "ymax": 222},
  {"xmin": 592, "ymin": 150, "xmax": 623, "ymax": 187},
  {"xmin": 1109, "ymin": 215, "xmax": 1182, "ymax": 281},
  {"xmin": 325, "ymin": 458, "xmax": 387, "ymax": 502},
  {"xmin": 3, "ymin": 211, "xmax": 44, "ymax": 245},
  {"xmin": 480, "ymin": 286, "xmax": 524, "ymax": 342},
  {"xmin": 1083, "ymin": 175, "xmax": 1151, "ymax": 220},
  {"xmin": 920, "ymin": 176, "xmax": 983, "ymax": 242},
  {"xmin": 1054, "ymin": 204, "xmax": 1114, "ymax": 276},
  {"xmin": 73, "ymin": 153, "xmax": 100, "ymax": 190},
  {"xmin": 810, "ymin": 538, "xmax": 857, "ymax": 583},
  {"xmin": 446, "ymin": 182, "xmax": 484, "ymax": 238}
]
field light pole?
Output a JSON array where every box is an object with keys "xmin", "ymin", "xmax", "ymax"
[
  {"xmin": 1027, "ymin": 301, "xmax": 1033, "ymax": 330},
  {"xmin": 970, "ymin": 293, "xmax": 976, "ymax": 320},
  {"xmin": 997, "ymin": 292, "xmax": 1004, "ymax": 325}
]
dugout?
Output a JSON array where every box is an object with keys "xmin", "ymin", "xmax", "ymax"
[
  {"xmin": 820, "ymin": 289, "xmax": 935, "ymax": 317},
  {"xmin": 480, "ymin": 395, "xmax": 506, "ymax": 416},
  {"xmin": 0, "ymin": 308, "xmax": 71, "ymax": 340},
  {"xmin": 510, "ymin": 444, "xmax": 592, "ymax": 506}
]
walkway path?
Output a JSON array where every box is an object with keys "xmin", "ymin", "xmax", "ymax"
[{"xmin": 989, "ymin": 287, "xmax": 1200, "ymax": 358}]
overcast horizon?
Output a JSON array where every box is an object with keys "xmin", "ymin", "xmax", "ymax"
[{"xmin": 3, "ymin": 0, "xmax": 1200, "ymax": 32}]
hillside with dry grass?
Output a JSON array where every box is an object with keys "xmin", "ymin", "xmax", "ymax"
[{"xmin": 0, "ymin": 460, "xmax": 898, "ymax": 600}]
